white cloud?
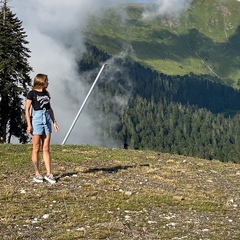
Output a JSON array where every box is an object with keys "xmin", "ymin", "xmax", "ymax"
[{"xmin": 142, "ymin": 0, "xmax": 193, "ymax": 19}]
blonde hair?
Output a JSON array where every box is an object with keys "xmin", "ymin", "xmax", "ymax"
[
  {"xmin": 32, "ymin": 73, "xmax": 50, "ymax": 97},
  {"xmin": 33, "ymin": 73, "xmax": 48, "ymax": 90}
]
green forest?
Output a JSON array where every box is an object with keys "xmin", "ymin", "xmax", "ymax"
[{"xmin": 80, "ymin": 45, "xmax": 240, "ymax": 163}]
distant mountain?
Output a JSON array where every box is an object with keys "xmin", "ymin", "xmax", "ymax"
[{"xmin": 85, "ymin": 0, "xmax": 240, "ymax": 89}]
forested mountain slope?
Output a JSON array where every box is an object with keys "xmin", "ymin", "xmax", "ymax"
[
  {"xmin": 78, "ymin": 0, "xmax": 240, "ymax": 163},
  {"xmin": 78, "ymin": 45, "xmax": 240, "ymax": 163}
]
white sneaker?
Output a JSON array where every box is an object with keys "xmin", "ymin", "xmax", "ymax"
[
  {"xmin": 44, "ymin": 174, "xmax": 56, "ymax": 184},
  {"xmin": 33, "ymin": 175, "xmax": 44, "ymax": 183}
]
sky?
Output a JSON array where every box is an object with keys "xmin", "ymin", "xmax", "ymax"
[{"xmin": 10, "ymin": 0, "xmax": 193, "ymax": 146}]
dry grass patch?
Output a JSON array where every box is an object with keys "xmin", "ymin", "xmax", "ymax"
[{"xmin": 0, "ymin": 144, "xmax": 240, "ymax": 239}]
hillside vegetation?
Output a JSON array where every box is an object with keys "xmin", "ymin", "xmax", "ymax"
[
  {"xmin": 79, "ymin": 47, "xmax": 240, "ymax": 163},
  {"xmin": 86, "ymin": 0, "xmax": 240, "ymax": 88},
  {"xmin": 1, "ymin": 144, "xmax": 240, "ymax": 239}
]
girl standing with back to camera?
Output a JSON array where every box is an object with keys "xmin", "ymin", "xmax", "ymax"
[{"xmin": 25, "ymin": 73, "xmax": 59, "ymax": 184}]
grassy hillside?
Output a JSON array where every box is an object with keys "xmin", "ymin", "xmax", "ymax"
[
  {"xmin": 1, "ymin": 144, "xmax": 240, "ymax": 239},
  {"xmin": 85, "ymin": 0, "xmax": 240, "ymax": 88}
]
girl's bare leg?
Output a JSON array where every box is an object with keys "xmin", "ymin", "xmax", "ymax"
[
  {"xmin": 41, "ymin": 134, "xmax": 52, "ymax": 175},
  {"xmin": 31, "ymin": 135, "xmax": 41, "ymax": 176}
]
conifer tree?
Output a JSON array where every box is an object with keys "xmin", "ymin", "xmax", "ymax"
[{"xmin": 0, "ymin": 0, "xmax": 32, "ymax": 143}]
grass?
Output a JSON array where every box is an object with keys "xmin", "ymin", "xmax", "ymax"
[{"xmin": 1, "ymin": 144, "xmax": 240, "ymax": 239}]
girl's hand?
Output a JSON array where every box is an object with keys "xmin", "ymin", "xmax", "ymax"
[
  {"xmin": 27, "ymin": 125, "xmax": 32, "ymax": 135},
  {"xmin": 53, "ymin": 121, "xmax": 59, "ymax": 132}
]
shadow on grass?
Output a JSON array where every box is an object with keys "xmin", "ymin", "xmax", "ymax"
[
  {"xmin": 55, "ymin": 164, "xmax": 150, "ymax": 181},
  {"xmin": 84, "ymin": 164, "xmax": 150, "ymax": 174}
]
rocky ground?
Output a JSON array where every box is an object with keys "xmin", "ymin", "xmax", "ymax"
[{"xmin": 0, "ymin": 145, "xmax": 240, "ymax": 239}]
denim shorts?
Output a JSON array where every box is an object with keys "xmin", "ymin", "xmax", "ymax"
[{"xmin": 32, "ymin": 109, "xmax": 52, "ymax": 135}]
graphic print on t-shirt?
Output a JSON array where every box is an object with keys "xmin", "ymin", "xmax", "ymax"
[{"xmin": 37, "ymin": 95, "xmax": 50, "ymax": 109}]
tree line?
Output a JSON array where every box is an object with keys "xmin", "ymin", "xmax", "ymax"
[{"xmin": 118, "ymin": 97, "xmax": 240, "ymax": 162}]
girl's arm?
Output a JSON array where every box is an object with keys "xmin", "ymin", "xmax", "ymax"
[
  {"xmin": 25, "ymin": 99, "xmax": 32, "ymax": 134},
  {"xmin": 49, "ymin": 105, "xmax": 59, "ymax": 132}
]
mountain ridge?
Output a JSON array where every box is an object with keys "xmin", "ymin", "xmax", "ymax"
[{"xmin": 85, "ymin": 0, "xmax": 240, "ymax": 88}]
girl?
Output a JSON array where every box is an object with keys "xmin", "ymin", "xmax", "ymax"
[{"xmin": 25, "ymin": 73, "xmax": 59, "ymax": 183}]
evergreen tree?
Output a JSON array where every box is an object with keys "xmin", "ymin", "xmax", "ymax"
[{"xmin": 0, "ymin": 0, "xmax": 32, "ymax": 143}]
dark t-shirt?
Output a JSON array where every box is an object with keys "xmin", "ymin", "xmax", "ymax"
[{"xmin": 27, "ymin": 90, "xmax": 51, "ymax": 111}]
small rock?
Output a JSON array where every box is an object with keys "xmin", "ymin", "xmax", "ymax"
[
  {"xmin": 173, "ymin": 196, "xmax": 184, "ymax": 201},
  {"xmin": 76, "ymin": 227, "xmax": 87, "ymax": 234},
  {"xmin": 125, "ymin": 191, "xmax": 133, "ymax": 196},
  {"xmin": 20, "ymin": 189, "xmax": 26, "ymax": 194},
  {"xmin": 148, "ymin": 220, "xmax": 157, "ymax": 224},
  {"xmin": 166, "ymin": 222, "xmax": 176, "ymax": 228},
  {"xmin": 31, "ymin": 218, "xmax": 38, "ymax": 224},
  {"xmin": 42, "ymin": 214, "xmax": 50, "ymax": 219},
  {"xmin": 114, "ymin": 221, "xmax": 125, "ymax": 230}
]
